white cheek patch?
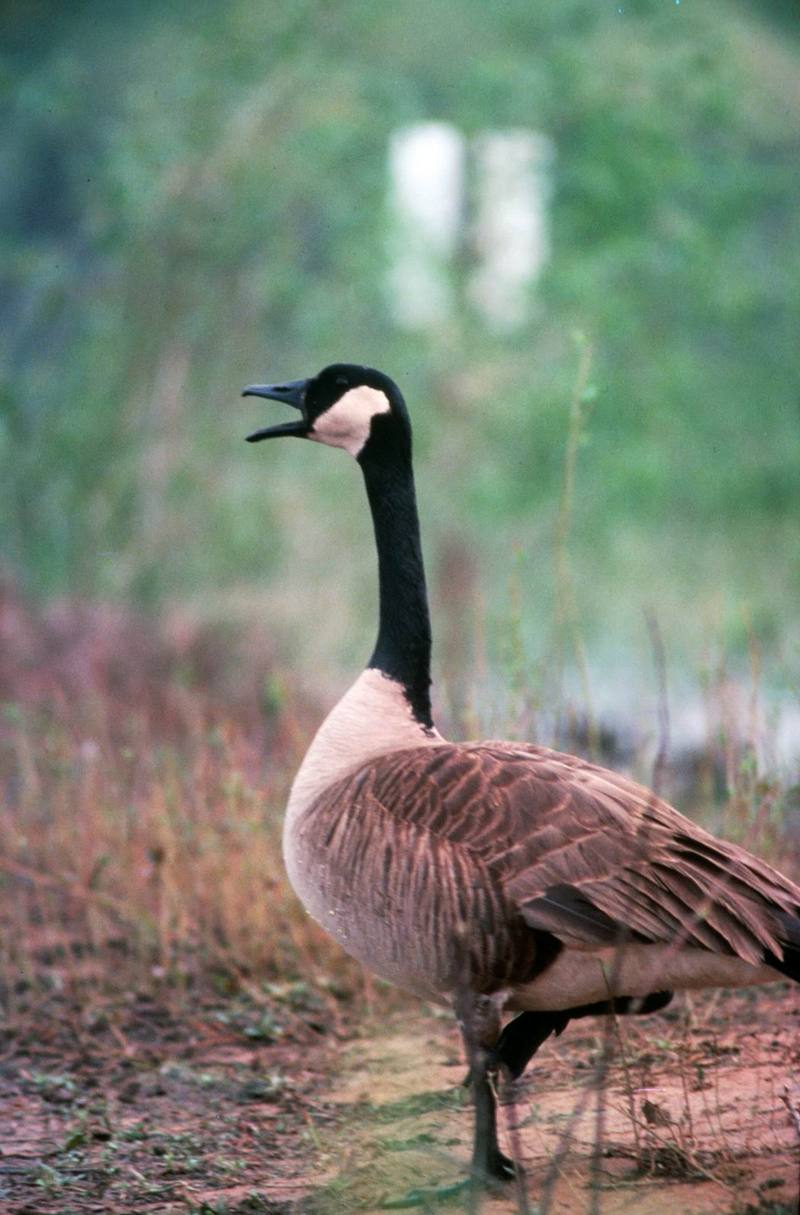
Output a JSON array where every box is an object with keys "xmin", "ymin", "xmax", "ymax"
[{"xmin": 310, "ymin": 386, "xmax": 391, "ymax": 456}]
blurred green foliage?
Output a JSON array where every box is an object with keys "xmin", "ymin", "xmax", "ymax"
[{"xmin": 1, "ymin": 0, "xmax": 798, "ymax": 666}]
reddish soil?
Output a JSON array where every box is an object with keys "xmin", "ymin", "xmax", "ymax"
[
  {"xmin": 1, "ymin": 985, "xmax": 798, "ymax": 1214},
  {"xmin": 0, "ymin": 986, "xmax": 337, "ymax": 1214},
  {"xmin": 326, "ymin": 986, "xmax": 800, "ymax": 1215}
]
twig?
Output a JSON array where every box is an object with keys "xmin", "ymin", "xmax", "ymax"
[
  {"xmin": 644, "ymin": 609, "xmax": 670, "ymax": 800},
  {"xmin": 554, "ymin": 334, "xmax": 597, "ymax": 756},
  {"xmin": 0, "ymin": 856, "xmax": 129, "ymax": 916},
  {"xmin": 588, "ymin": 1015, "xmax": 614, "ymax": 1215},
  {"xmin": 781, "ymin": 1080, "xmax": 800, "ymax": 1212},
  {"xmin": 496, "ymin": 1071, "xmax": 531, "ymax": 1214},
  {"xmin": 539, "ymin": 1058, "xmax": 598, "ymax": 1214},
  {"xmin": 609, "ymin": 1012, "xmax": 641, "ymax": 1161},
  {"xmin": 781, "ymin": 1084, "xmax": 800, "ymax": 1141}
]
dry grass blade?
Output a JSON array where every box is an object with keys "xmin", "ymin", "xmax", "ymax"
[{"xmin": 1, "ymin": 582, "xmax": 799, "ymax": 1213}]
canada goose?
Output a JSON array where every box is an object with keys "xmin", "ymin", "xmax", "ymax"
[{"xmin": 242, "ymin": 363, "xmax": 800, "ymax": 1186}]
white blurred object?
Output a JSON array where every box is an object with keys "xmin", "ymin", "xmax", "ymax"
[
  {"xmin": 387, "ymin": 124, "xmax": 554, "ymax": 332},
  {"xmin": 469, "ymin": 130, "xmax": 555, "ymax": 331},
  {"xmin": 387, "ymin": 122, "xmax": 465, "ymax": 329}
]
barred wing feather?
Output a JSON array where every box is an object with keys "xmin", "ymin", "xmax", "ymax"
[{"xmin": 334, "ymin": 741, "xmax": 800, "ymax": 970}]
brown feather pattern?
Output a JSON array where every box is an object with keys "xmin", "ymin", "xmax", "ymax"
[{"xmin": 289, "ymin": 739, "xmax": 800, "ymax": 993}]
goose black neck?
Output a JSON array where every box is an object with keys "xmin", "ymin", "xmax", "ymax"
[{"xmin": 358, "ymin": 445, "xmax": 433, "ymax": 729}]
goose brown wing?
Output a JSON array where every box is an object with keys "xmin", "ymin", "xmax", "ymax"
[
  {"xmin": 337, "ymin": 741, "xmax": 800, "ymax": 967},
  {"xmin": 496, "ymin": 748, "xmax": 800, "ymax": 966}
]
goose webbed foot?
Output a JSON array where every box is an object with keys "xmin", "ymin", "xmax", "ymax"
[{"xmin": 477, "ymin": 1145, "xmax": 516, "ymax": 1183}]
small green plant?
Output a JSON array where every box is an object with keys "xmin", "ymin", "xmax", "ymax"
[{"xmin": 34, "ymin": 1162, "xmax": 67, "ymax": 1192}]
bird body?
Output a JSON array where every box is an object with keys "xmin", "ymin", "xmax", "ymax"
[
  {"xmin": 284, "ymin": 668, "xmax": 789, "ymax": 1008},
  {"xmin": 242, "ymin": 362, "xmax": 800, "ymax": 1186}
]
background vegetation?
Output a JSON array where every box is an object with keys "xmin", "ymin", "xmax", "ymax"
[{"xmin": 2, "ymin": 0, "xmax": 798, "ymax": 722}]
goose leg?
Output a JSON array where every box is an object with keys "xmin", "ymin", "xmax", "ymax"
[
  {"xmin": 495, "ymin": 991, "xmax": 674, "ymax": 1082},
  {"xmin": 455, "ymin": 991, "xmax": 516, "ymax": 1182},
  {"xmin": 472, "ymin": 1055, "xmax": 515, "ymax": 1181},
  {"xmin": 456, "ymin": 992, "xmax": 675, "ymax": 1182},
  {"xmin": 494, "ymin": 1010, "xmax": 568, "ymax": 1080}
]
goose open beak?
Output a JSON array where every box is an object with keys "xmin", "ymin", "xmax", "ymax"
[{"xmin": 242, "ymin": 378, "xmax": 309, "ymax": 442}]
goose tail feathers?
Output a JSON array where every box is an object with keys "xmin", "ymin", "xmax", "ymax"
[{"xmin": 769, "ymin": 912, "xmax": 800, "ymax": 982}]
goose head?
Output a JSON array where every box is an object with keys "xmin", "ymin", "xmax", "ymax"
[{"xmin": 243, "ymin": 363, "xmax": 410, "ymax": 460}]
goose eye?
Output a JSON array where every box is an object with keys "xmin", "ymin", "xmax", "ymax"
[{"xmin": 336, "ymin": 375, "xmax": 349, "ymax": 387}]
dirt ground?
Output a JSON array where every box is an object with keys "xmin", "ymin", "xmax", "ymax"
[{"xmin": 1, "ymin": 983, "xmax": 798, "ymax": 1215}]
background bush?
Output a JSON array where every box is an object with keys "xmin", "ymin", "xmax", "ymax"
[{"xmin": 1, "ymin": 0, "xmax": 798, "ymax": 693}]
